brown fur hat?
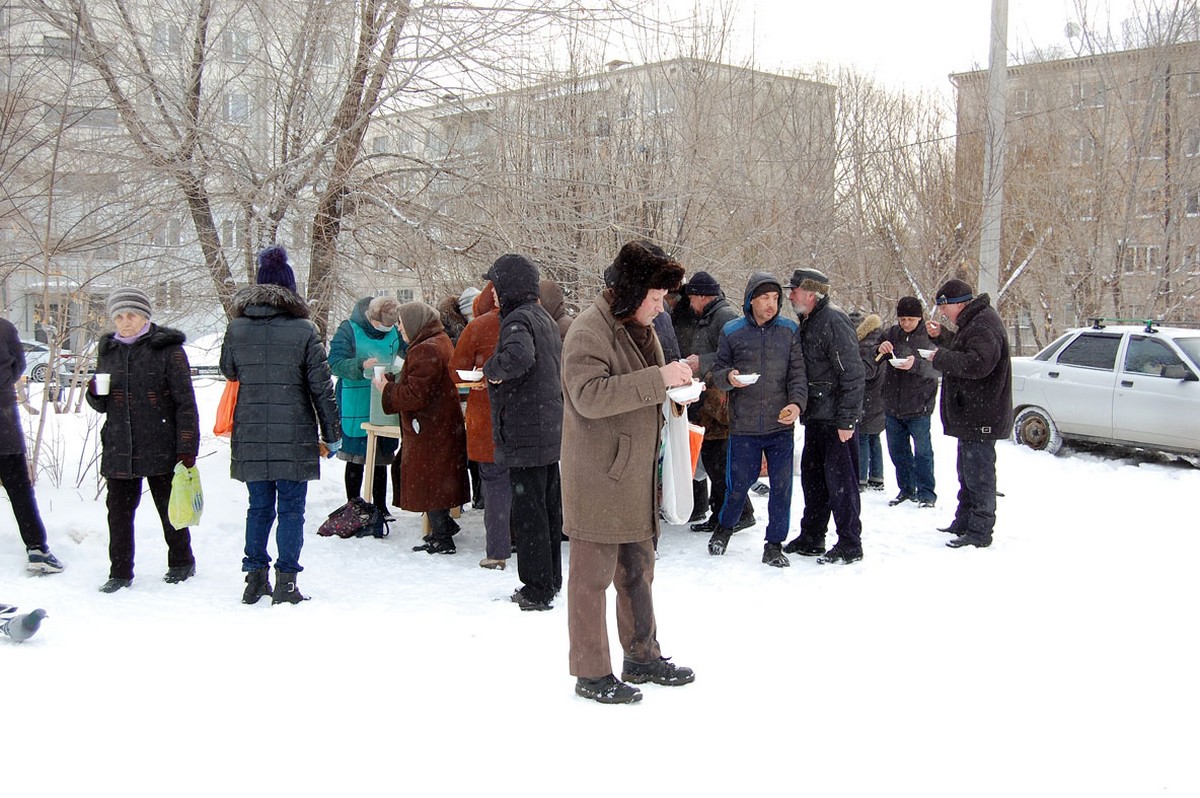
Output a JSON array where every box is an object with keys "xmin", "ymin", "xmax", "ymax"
[{"xmin": 607, "ymin": 240, "xmax": 685, "ymax": 318}]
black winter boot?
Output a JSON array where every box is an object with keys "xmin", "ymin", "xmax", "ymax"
[
  {"xmin": 707, "ymin": 527, "xmax": 733, "ymax": 556},
  {"xmin": 242, "ymin": 568, "xmax": 272, "ymax": 605},
  {"xmin": 271, "ymin": 570, "xmax": 309, "ymax": 605}
]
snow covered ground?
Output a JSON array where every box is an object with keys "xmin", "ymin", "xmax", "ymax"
[{"xmin": 4, "ymin": 373, "xmax": 1198, "ymax": 796}]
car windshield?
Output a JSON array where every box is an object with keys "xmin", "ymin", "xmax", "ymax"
[{"xmin": 1172, "ymin": 337, "xmax": 1200, "ymax": 369}]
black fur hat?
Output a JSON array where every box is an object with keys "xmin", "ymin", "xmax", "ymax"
[{"xmin": 608, "ymin": 240, "xmax": 685, "ymax": 319}]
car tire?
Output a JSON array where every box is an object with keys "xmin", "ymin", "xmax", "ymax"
[
  {"xmin": 1013, "ymin": 407, "xmax": 1062, "ymax": 455},
  {"xmin": 29, "ymin": 363, "xmax": 48, "ymax": 383}
]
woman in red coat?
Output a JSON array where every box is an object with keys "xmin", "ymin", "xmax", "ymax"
[
  {"xmin": 449, "ymin": 284, "xmax": 511, "ymax": 570},
  {"xmin": 375, "ymin": 301, "xmax": 470, "ymax": 553}
]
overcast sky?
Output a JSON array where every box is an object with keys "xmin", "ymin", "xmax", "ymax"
[{"xmin": 646, "ymin": 0, "xmax": 1152, "ymax": 95}]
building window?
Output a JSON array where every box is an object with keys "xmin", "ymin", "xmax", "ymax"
[
  {"xmin": 153, "ymin": 23, "xmax": 182, "ymax": 56},
  {"xmin": 396, "ymin": 288, "xmax": 414, "ymax": 303},
  {"xmin": 1137, "ymin": 188, "xmax": 1161, "ymax": 218},
  {"xmin": 150, "ymin": 217, "xmax": 182, "ymax": 247},
  {"xmin": 1071, "ymin": 82, "xmax": 1105, "ymax": 109},
  {"xmin": 1120, "ymin": 243, "xmax": 1160, "ymax": 274},
  {"xmin": 371, "ymin": 135, "xmax": 389, "ymax": 154},
  {"xmin": 42, "ymin": 35, "xmax": 78, "ymax": 59},
  {"xmin": 1070, "ymin": 135, "xmax": 1095, "ymax": 165},
  {"xmin": 1186, "ymin": 188, "xmax": 1200, "ymax": 217},
  {"xmin": 1011, "ymin": 87, "xmax": 1032, "ymax": 114},
  {"xmin": 223, "ymin": 92, "xmax": 249, "ymax": 124},
  {"xmin": 1186, "ymin": 73, "xmax": 1200, "ymax": 97},
  {"xmin": 220, "ymin": 220, "xmax": 241, "ymax": 250},
  {"xmin": 223, "ymin": 29, "xmax": 249, "ymax": 63},
  {"xmin": 1185, "ymin": 127, "xmax": 1200, "ymax": 158}
]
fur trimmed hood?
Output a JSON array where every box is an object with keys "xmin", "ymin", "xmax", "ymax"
[
  {"xmin": 231, "ymin": 283, "xmax": 310, "ymax": 320},
  {"xmin": 97, "ymin": 324, "xmax": 186, "ymax": 355},
  {"xmin": 851, "ymin": 311, "xmax": 883, "ymax": 342}
]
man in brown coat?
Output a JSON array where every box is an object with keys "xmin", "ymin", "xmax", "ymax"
[{"xmin": 561, "ymin": 240, "xmax": 697, "ymax": 704}]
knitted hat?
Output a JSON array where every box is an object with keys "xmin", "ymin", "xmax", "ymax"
[
  {"xmin": 786, "ymin": 267, "xmax": 831, "ymax": 294},
  {"xmin": 685, "ymin": 271, "xmax": 721, "ymax": 296},
  {"xmin": 458, "ymin": 286, "xmax": 481, "ymax": 320},
  {"xmin": 107, "ymin": 287, "xmax": 153, "ymax": 320},
  {"xmin": 750, "ymin": 281, "xmax": 781, "ymax": 301},
  {"xmin": 608, "ymin": 240, "xmax": 685, "ymax": 318},
  {"xmin": 935, "ymin": 279, "xmax": 974, "ymax": 306},
  {"xmin": 896, "ymin": 296, "xmax": 924, "ymax": 318},
  {"xmin": 256, "ymin": 245, "xmax": 297, "ymax": 293}
]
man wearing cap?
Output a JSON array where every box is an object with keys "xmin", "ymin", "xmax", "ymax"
[
  {"xmin": 707, "ymin": 273, "xmax": 806, "ymax": 567},
  {"xmin": 924, "ymin": 278, "xmax": 1012, "ymax": 549},
  {"xmin": 676, "ymin": 272, "xmax": 753, "ymax": 534},
  {"xmin": 876, "ymin": 296, "xmax": 940, "ymax": 508},
  {"xmin": 782, "ymin": 268, "xmax": 866, "ymax": 565}
]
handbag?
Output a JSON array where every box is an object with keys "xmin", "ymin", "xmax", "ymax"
[
  {"xmin": 167, "ymin": 461, "xmax": 204, "ymax": 528},
  {"xmin": 659, "ymin": 401, "xmax": 695, "ymax": 525},
  {"xmin": 213, "ymin": 380, "xmax": 238, "ymax": 437},
  {"xmin": 317, "ymin": 497, "xmax": 389, "ymax": 539}
]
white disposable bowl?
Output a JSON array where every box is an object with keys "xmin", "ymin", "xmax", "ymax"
[
  {"xmin": 918, "ymin": 348, "xmax": 937, "ymax": 359},
  {"xmin": 889, "ymin": 357, "xmax": 908, "ymax": 367},
  {"xmin": 667, "ymin": 381, "xmax": 704, "ymax": 403},
  {"xmin": 457, "ymin": 369, "xmax": 484, "ymax": 382},
  {"xmin": 737, "ymin": 373, "xmax": 760, "ymax": 385}
]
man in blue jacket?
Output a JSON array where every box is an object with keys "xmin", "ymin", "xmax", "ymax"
[
  {"xmin": 782, "ymin": 268, "xmax": 866, "ymax": 565},
  {"xmin": 707, "ymin": 273, "xmax": 806, "ymax": 567}
]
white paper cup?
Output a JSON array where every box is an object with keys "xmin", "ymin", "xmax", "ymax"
[
  {"xmin": 94, "ymin": 373, "xmax": 111, "ymax": 395},
  {"xmin": 373, "ymin": 365, "xmax": 386, "ymax": 380}
]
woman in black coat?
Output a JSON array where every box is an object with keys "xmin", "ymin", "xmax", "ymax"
[
  {"xmin": 0, "ymin": 318, "xmax": 64, "ymax": 574},
  {"xmin": 220, "ymin": 246, "xmax": 341, "ymax": 605},
  {"xmin": 86, "ymin": 288, "xmax": 200, "ymax": 592}
]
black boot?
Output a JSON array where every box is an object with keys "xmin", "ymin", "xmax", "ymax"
[
  {"xmin": 707, "ymin": 527, "xmax": 733, "ymax": 555},
  {"xmin": 688, "ymin": 481, "xmax": 708, "ymax": 523},
  {"xmin": 242, "ymin": 568, "xmax": 272, "ymax": 605},
  {"xmin": 271, "ymin": 570, "xmax": 309, "ymax": 605}
]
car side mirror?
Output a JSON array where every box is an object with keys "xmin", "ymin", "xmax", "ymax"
[{"xmin": 1161, "ymin": 364, "xmax": 1199, "ymax": 381}]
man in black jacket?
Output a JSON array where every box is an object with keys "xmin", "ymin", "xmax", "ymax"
[
  {"xmin": 877, "ymin": 296, "xmax": 940, "ymax": 507},
  {"xmin": 924, "ymin": 279, "xmax": 1012, "ymax": 549},
  {"xmin": 782, "ymin": 268, "xmax": 866, "ymax": 564},
  {"xmin": 484, "ymin": 254, "xmax": 565, "ymax": 611},
  {"xmin": 678, "ymin": 272, "xmax": 753, "ymax": 534}
]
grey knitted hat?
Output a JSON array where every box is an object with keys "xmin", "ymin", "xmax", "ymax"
[{"xmin": 107, "ymin": 287, "xmax": 153, "ymax": 319}]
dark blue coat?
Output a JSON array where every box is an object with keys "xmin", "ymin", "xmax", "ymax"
[
  {"xmin": 711, "ymin": 273, "xmax": 807, "ymax": 437},
  {"xmin": 797, "ymin": 296, "xmax": 865, "ymax": 430}
]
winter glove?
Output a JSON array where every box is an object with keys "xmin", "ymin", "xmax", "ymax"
[{"xmin": 178, "ymin": 454, "xmax": 197, "ymax": 469}]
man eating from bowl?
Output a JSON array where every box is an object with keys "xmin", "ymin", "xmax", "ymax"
[{"xmin": 706, "ymin": 273, "xmax": 806, "ymax": 567}]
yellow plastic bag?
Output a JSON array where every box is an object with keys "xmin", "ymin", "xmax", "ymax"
[{"xmin": 168, "ymin": 462, "xmax": 204, "ymax": 529}]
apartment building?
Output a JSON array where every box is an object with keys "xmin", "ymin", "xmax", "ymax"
[{"xmin": 952, "ymin": 40, "xmax": 1200, "ymax": 344}]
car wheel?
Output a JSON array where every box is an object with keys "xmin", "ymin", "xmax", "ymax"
[
  {"xmin": 1013, "ymin": 407, "xmax": 1062, "ymax": 455},
  {"xmin": 29, "ymin": 363, "xmax": 48, "ymax": 383}
]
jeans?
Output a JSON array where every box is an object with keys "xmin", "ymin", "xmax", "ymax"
[
  {"xmin": 884, "ymin": 414, "xmax": 936, "ymax": 503},
  {"xmin": 857, "ymin": 432, "xmax": 884, "ymax": 483},
  {"xmin": 244, "ymin": 480, "xmax": 308, "ymax": 574},
  {"xmin": 478, "ymin": 461, "xmax": 512, "ymax": 560},
  {"xmin": 952, "ymin": 439, "xmax": 997, "ymax": 542},
  {"xmin": 718, "ymin": 430, "xmax": 793, "ymax": 543}
]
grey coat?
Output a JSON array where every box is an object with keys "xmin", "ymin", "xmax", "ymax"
[{"xmin": 219, "ymin": 284, "xmax": 340, "ymax": 483}]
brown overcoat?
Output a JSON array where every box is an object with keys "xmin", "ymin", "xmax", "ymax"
[
  {"xmin": 560, "ymin": 293, "xmax": 668, "ymax": 544},
  {"xmin": 381, "ymin": 319, "xmax": 470, "ymax": 512},
  {"xmin": 449, "ymin": 287, "xmax": 499, "ymax": 463}
]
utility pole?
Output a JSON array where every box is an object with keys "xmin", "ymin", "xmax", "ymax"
[{"xmin": 978, "ymin": 0, "xmax": 1008, "ymax": 298}]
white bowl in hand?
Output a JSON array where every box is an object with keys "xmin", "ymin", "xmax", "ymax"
[
  {"xmin": 736, "ymin": 372, "xmax": 760, "ymax": 385},
  {"xmin": 666, "ymin": 380, "xmax": 704, "ymax": 403},
  {"xmin": 918, "ymin": 348, "xmax": 937, "ymax": 360},
  {"xmin": 457, "ymin": 369, "xmax": 484, "ymax": 382},
  {"xmin": 889, "ymin": 357, "xmax": 909, "ymax": 367}
]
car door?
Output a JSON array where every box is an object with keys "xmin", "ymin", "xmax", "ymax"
[
  {"xmin": 1112, "ymin": 335, "xmax": 1200, "ymax": 451},
  {"xmin": 1042, "ymin": 332, "xmax": 1122, "ymax": 438}
]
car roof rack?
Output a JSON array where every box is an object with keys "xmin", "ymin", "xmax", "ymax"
[{"xmin": 1088, "ymin": 317, "xmax": 1163, "ymax": 333}]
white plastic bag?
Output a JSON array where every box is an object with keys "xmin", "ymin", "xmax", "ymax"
[{"xmin": 660, "ymin": 401, "xmax": 694, "ymax": 525}]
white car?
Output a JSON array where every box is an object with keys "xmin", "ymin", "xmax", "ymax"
[
  {"xmin": 19, "ymin": 339, "xmax": 77, "ymax": 383},
  {"xmin": 1011, "ymin": 322, "xmax": 1200, "ymax": 457}
]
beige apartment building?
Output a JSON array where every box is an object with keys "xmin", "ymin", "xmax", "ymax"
[{"xmin": 952, "ymin": 40, "xmax": 1200, "ymax": 349}]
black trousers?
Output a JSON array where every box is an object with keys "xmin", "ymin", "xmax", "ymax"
[
  {"xmin": 951, "ymin": 439, "xmax": 998, "ymax": 543},
  {"xmin": 344, "ymin": 462, "xmax": 389, "ymax": 512},
  {"xmin": 510, "ymin": 463, "xmax": 564, "ymax": 604},
  {"xmin": 106, "ymin": 473, "xmax": 194, "ymax": 580},
  {"xmin": 796, "ymin": 423, "xmax": 863, "ymax": 553},
  {"xmin": 0, "ymin": 453, "xmax": 48, "ymax": 551}
]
